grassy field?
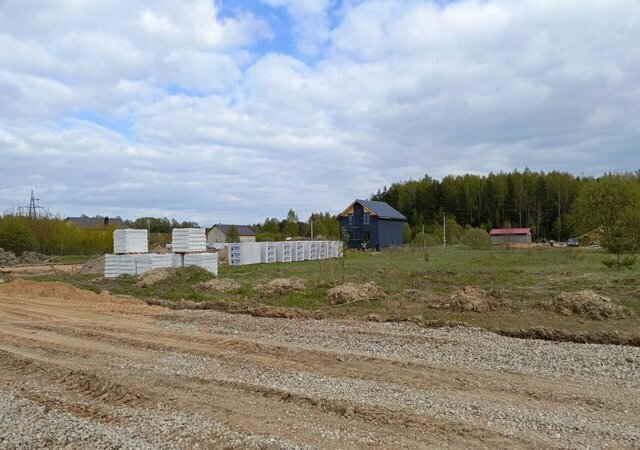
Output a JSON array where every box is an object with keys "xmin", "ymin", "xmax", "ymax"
[{"xmin": 28, "ymin": 245, "xmax": 640, "ymax": 340}]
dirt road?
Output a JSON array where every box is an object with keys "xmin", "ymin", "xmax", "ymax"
[{"xmin": 0, "ymin": 280, "xmax": 638, "ymax": 449}]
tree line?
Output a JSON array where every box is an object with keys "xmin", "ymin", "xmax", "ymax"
[
  {"xmin": 371, "ymin": 169, "xmax": 640, "ymax": 243},
  {"xmin": 251, "ymin": 209, "xmax": 340, "ymax": 242}
]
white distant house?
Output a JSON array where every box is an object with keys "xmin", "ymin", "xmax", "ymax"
[{"xmin": 206, "ymin": 224, "xmax": 256, "ymax": 243}]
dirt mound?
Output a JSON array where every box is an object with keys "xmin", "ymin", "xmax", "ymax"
[
  {"xmin": 151, "ymin": 245, "xmax": 170, "ymax": 253},
  {"xmin": 0, "ymin": 278, "xmax": 104, "ymax": 301},
  {"xmin": 198, "ymin": 278, "xmax": 242, "ymax": 293},
  {"xmin": 0, "ymin": 249, "xmax": 49, "ymax": 267},
  {"xmin": 136, "ymin": 268, "xmax": 172, "ymax": 287},
  {"xmin": 327, "ymin": 282, "xmax": 386, "ymax": 304},
  {"xmin": 255, "ymin": 278, "xmax": 306, "ymax": 296},
  {"xmin": 433, "ymin": 287, "xmax": 508, "ymax": 312},
  {"xmin": 79, "ymin": 256, "xmax": 105, "ymax": 275},
  {"xmin": 539, "ymin": 290, "xmax": 626, "ymax": 320},
  {"xmin": 215, "ymin": 247, "xmax": 229, "ymax": 266}
]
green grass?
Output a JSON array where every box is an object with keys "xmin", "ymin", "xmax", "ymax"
[{"xmin": 25, "ymin": 246, "xmax": 640, "ymax": 336}]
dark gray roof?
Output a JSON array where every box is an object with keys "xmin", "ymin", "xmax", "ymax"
[
  {"xmin": 357, "ymin": 200, "xmax": 407, "ymax": 220},
  {"xmin": 213, "ymin": 224, "xmax": 256, "ymax": 236},
  {"xmin": 65, "ymin": 217, "xmax": 126, "ymax": 228}
]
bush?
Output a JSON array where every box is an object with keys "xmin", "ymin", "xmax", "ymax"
[
  {"xmin": 0, "ymin": 215, "xmax": 39, "ymax": 254},
  {"xmin": 412, "ymin": 232, "xmax": 442, "ymax": 247},
  {"xmin": 461, "ymin": 228, "xmax": 491, "ymax": 250}
]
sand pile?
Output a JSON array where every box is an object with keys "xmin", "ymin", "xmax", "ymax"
[
  {"xmin": 215, "ymin": 247, "xmax": 229, "ymax": 266},
  {"xmin": 255, "ymin": 278, "xmax": 306, "ymax": 296},
  {"xmin": 198, "ymin": 278, "xmax": 242, "ymax": 293},
  {"xmin": 326, "ymin": 282, "xmax": 386, "ymax": 304},
  {"xmin": 79, "ymin": 256, "xmax": 105, "ymax": 275},
  {"xmin": 136, "ymin": 268, "xmax": 172, "ymax": 287},
  {"xmin": 434, "ymin": 287, "xmax": 508, "ymax": 312},
  {"xmin": 0, "ymin": 278, "xmax": 105, "ymax": 301},
  {"xmin": 539, "ymin": 290, "xmax": 626, "ymax": 320}
]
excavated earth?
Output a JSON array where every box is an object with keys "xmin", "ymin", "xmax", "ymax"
[{"xmin": 0, "ymin": 280, "xmax": 639, "ymax": 449}]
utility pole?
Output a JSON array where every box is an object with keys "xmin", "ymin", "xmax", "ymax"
[
  {"xmin": 443, "ymin": 212, "xmax": 446, "ymax": 248},
  {"xmin": 310, "ymin": 217, "xmax": 314, "ymax": 239},
  {"xmin": 19, "ymin": 190, "xmax": 43, "ymax": 219}
]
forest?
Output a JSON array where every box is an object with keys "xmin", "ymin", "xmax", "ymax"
[{"xmin": 371, "ymin": 169, "xmax": 640, "ymax": 242}]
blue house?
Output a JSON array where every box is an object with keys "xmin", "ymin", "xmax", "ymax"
[{"xmin": 338, "ymin": 199, "xmax": 406, "ymax": 249}]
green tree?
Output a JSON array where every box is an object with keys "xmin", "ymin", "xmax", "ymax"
[
  {"xmin": 285, "ymin": 209, "xmax": 299, "ymax": 237},
  {"xmin": 226, "ymin": 225, "xmax": 240, "ymax": 243},
  {"xmin": 0, "ymin": 215, "xmax": 39, "ymax": 254},
  {"xmin": 570, "ymin": 175, "xmax": 640, "ymax": 257},
  {"xmin": 403, "ymin": 223, "xmax": 412, "ymax": 243}
]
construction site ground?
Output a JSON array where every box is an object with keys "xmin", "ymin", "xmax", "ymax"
[{"xmin": 0, "ymin": 279, "xmax": 638, "ymax": 449}]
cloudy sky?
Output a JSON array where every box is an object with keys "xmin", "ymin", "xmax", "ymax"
[{"xmin": 1, "ymin": 0, "xmax": 639, "ymax": 225}]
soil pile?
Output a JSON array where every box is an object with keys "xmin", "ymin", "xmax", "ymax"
[
  {"xmin": 327, "ymin": 282, "xmax": 386, "ymax": 304},
  {"xmin": 136, "ymin": 268, "xmax": 172, "ymax": 287},
  {"xmin": 0, "ymin": 249, "xmax": 49, "ymax": 267},
  {"xmin": 215, "ymin": 247, "xmax": 228, "ymax": 266},
  {"xmin": 255, "ymin": 278, "xmax": 305, "ymax": 296},
  {"xmin": 198, "ymin": 278, "xmax": 242, "ymax": 293},
  {"xmin": 79, "ymin": 256, "xmax": 105, "ymax": 275},
  {"xmin": 539, "ymin": 290, "xmax": 626, "ymax": 320},
  {"xmin": 151, "ymin": 245, "xmax": 170, "ymax": 254},
  {"xmin": 0, "ymin": 278, "xmax": 105, "ymax": 301},
  {"xmin": 434, "ymin": 287, "xmax": 508, "ymax": 312}
]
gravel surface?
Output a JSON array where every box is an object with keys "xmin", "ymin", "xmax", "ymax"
[{"xmin": 1, "ymin": 282, "xmax": 639, "ymax": 449}]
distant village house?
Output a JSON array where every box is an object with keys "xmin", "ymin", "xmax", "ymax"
[
  {"xmin": 338, "ymin": 199, "xmax": 406, "ymax": 249},
  {"xmin": 206, "ymin": 224, "xmax": 256, "ymax": 243},
  {"xmin": 64, "ymin": 216, "xmax": 126, "ymax": 229},
  {"xmin": 489, "ymin": 228, "xmax": 532, "ymax": 245}
]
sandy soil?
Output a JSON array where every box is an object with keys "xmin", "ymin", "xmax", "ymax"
[
  {"xmin": 0, "ymin": 263, "xmax": 83, "ymax": 277},
  {"xmin": 0, "ymin": 280, "xmax": 638, "ymax": 449}
]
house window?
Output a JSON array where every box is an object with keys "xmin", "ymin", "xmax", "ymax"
[
  {"xmin": 348, "ymin": 214, "xmax": 353, "ymax": 225},
  {"xmin": 363, "ymin": 213, "xmax": 370, "ymax": 225}
]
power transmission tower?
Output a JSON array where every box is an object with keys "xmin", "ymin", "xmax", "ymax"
[{"xmin": 19, "ymin": 190, "xmax": 44, "ymax": 219}]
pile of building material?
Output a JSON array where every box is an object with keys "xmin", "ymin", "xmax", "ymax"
[
  {"xmin": 105, "ymin": 228, "xmax": 218, "ymax": 278},
  {"xmin": 275, "ymin": 242, "xmax": 292, "ymax": 263},
  {"xmin": 113, "ymin": 229, "xmax": 148, "ymax": 254},
  {"xmin": 227, "ymin": 241, "xmax": 342, "ymax": 266},
  {"xmin": 260, "ymin": 242, "xmax": 276, "ymax": 263},
  {"xmin": 171, "ymin": 228, "xmax": 206, "ymax": 253},
  {"xmin": 184, "ymin": 253, "xmax": 218, "ymax": 276}
]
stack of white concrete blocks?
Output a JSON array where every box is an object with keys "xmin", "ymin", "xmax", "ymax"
[
  {"xmin": 304, "ymin": 241, "xmax": 318, "ymax": 260},
  {"xmin": 228, "ymin": 242, "xmax": 261, "ymax": 266},
  {"xmin": 275, "ymin": 242, "xmax": 292, "ymax": 263},
  {"xmin": 184, "ymin": 253, "xmax": 218, "ymax": 275},
  {"xmin": 291, "ymin": 241, "xmax": 305, "ymax": 262},
  {"xmin": 113, "ymin": 229, "xmax": 148, "ymax": 254},
  {"xmin": 105, "ymin": 229, "xmax": 172, "ymax": 278},
  {"xmin": 105, "ymin": 228, "xmax": 218, "ymax": 277},
  {"xmin": 225, "ymin": 240, "xmax": 342, "ymax": 267},
  {"xmin": 171, "ymin": 228, "xmax": 206, "ymax": 253},
  {"xmin": 171, "ymin": 228, "xmax": 217, "ymax": 274},
  {"xmin": 260, "ymin": 242, "xmax": 276, "ymax": 263}
]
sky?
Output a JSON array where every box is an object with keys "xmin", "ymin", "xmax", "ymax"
[{"xmin": 0, "ymin": 0, "xmax": 639, "ymax": 226}]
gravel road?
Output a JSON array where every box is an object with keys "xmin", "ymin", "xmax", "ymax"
[{"xmin": 0, "ymin": 280, "xmax": 638, "ymax": 449}]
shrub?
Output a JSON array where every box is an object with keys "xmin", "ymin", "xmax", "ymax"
[
  {"xmin": 0, "ymin": 215, "xmax": 39, "ymax": 254},
  {"xmin": 461, "ymin": 228, "xmax": 491, "ymax": 250}
]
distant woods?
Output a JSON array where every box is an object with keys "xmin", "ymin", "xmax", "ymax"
[
  {"xmin": 372, "ymin": 170, "xmax": 640, "ymax": 244},
  {"xmin": 252, "ymin": 210, "xmax": 340, "ymax": 241}
]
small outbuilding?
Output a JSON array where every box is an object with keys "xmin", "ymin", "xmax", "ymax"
[
  {"xmin": 489, "ymin": 228, "xmax": 532, "ymax": 245},
  {"xmin": 338, "ymin": 199, "xmax": 406, "ymax": 249},
  {"xmin": 206, "ymin": 224, "xmax": 256, "ymax": 243}
]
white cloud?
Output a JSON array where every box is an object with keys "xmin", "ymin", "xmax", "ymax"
[{"xmin": 0, "ymin": 0, "xmax": 639, "ymax": 224}]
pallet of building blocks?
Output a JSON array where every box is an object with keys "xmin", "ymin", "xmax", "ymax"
[
  {"xmin": 113, "ymin": 229, "xmax": 148, "ymax": 254},
  {"xmin": 227, "ymin": 242, "xmax": 261, "ymax": 266},
  {"xmin": 260, "ymin": 242, "xmax": 276, "ymax": 263},
  {"xmin": 327, "ymin": 241, "xmax": 336, "ymax": 258},
  {"xmin": 290, "ymin": 241, "xmax": 305, "ymax": 262},
  {"xmin": 318, "ymin": 241, "xmax": 328, "ymax": 260},
  {"xmin": 171, "ymin": 253, "xmax": 184, "ymax": 268},
  {"xmin": 275, "ymin": 242, "xmax": 292, "ymax": 262},
  {"xmin": 335, "ymin": 241, "xmax": 344, "ymax": 257},
  {"xmin": 171, "ymin": 228, "xmax": 206, "ymax": 253},
  {"xmin": 104, "ymin": 254, "xmax": 137, "ymax": 277},
  {"xmin": 184, "ymin": 252, "xmax": 218, "ymax": 275},
  {"xmin": 304, "ymin": 241, "xmax": 318, "ymax": 260}
]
